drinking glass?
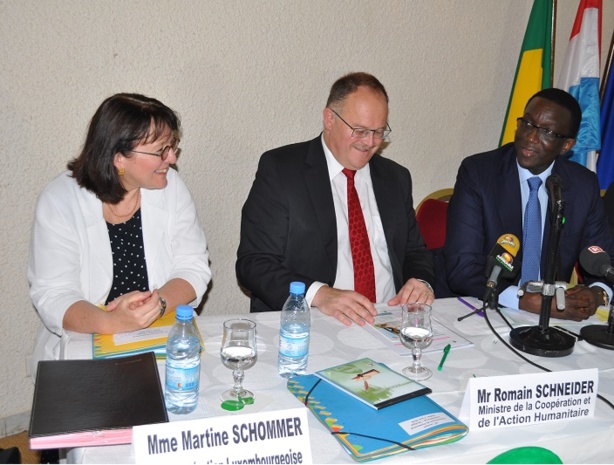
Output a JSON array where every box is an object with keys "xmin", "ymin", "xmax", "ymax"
[
  {"xmin": 399, "ymin": 303, "xmax": 433, "ymax": 380},
  {"xmin": 220, "ymin": 319, "xmax": 257, "ymax": 403}
]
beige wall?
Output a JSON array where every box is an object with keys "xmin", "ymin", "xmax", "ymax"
[{"xmin": 1, "ymin": 0, "xmax": 613, "ymax": 423}]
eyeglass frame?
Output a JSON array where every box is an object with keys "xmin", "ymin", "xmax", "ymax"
[
  {"xmin": 330, "ymin": 109, "xmax": 391, "ymax": 140},
  {"xmin": 516, "ymin": 117, "xmax": 572, "ymax": 143},
  {"xmin": 128, "ymin": 138, "xmax": 180, "ymax": 161}
]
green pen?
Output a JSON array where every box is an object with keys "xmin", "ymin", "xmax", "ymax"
[{"xmin": 438, "ymin": 344, "xmax": 451, "ymax": 371}]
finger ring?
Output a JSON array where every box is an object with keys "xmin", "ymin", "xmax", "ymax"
[{"xmin": 158, "ymin": 296, "xmax": 167, "ymax": 319}]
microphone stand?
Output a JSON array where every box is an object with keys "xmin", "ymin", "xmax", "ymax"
[
  {"xmin": 458, "ymin": 269, "xmax": 502, "ymax": 321},
  {"xmin": 580, "ymin": 300, "xmax": 614, "ymax": 350},
  {"xmin": 509, "ymin": 198, "xmax": 575, "ymax": 357},
  {"xmin": 457, "ymin": 296, "xmax": 491, "ymax": 322}
]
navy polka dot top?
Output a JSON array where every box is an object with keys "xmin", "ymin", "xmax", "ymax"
[{"xmin": 105, "ymin": 209, "xmax": 149, "ymax": 304}]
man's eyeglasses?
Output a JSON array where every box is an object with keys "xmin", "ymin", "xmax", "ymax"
[
  {"xmin": 516, "ymin": 118, "xmax": 571, "ymax": 143},
  {"xmin": 129, "ymin": 138, "xmax": 180, "ymax": 161},
  {"xmin": 331, "ymin": 109, "xmax": 391, "ymax": 141}
]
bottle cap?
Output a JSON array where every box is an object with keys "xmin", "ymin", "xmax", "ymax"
[
  {"xmin": 290, "ymin": 281, "xmax": 305, "ymax": 295},
  {"xmin": 176, "ymin": 305, "xmax": 194, "ymax": 320}
]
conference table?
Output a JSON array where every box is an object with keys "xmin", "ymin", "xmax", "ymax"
[{"xmin": 60, "ymin": 298, "xmax": 614, "ymax": 464}]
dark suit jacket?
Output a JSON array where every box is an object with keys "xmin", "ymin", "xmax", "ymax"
[
  {"xmin": 236, "ymin": 136, "xmax": 434, "ymax": 312},
  {"xmin": 443, "ymin": 143, "xmax": 614, "ymax": 299}
]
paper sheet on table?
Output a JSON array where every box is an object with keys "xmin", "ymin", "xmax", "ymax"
[
  {"xmin": 497, "ymin": 304, "xmax": 609, "ymax": 330},
  {"xmin": 454, "ymin": 293, "xmax": 610, "ymax": 329},
  {"xmin": 113, "ymin": 325, "xmax": 173, "ymax": 345},
  {"xmin": 363, "ymin": 304, "xmax": 473, "ymax": 356}
]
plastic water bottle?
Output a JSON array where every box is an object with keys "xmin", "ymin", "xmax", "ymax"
[
  {"xmin": 165, "ymin": 305, "xmax": 201, "ymax": 414},
  {"xmin": 278, "ymin": 281, "xmax": 310, "ymax": 377}
]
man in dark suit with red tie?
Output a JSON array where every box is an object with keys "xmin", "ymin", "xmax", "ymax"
[
  {"xmin": 444, "ymin": 88, "xmax": 614, "ymax": 320},
  {"xmin": 236, "ymin": 72, "xmax": 434, "ymax": 326}
]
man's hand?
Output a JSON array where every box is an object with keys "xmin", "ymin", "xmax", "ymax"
[
  {"xmin": 388, "ymin": 278, "xmax": 435, "ymax": 307},
  {"xmin": 518, "ymin": 284, "xmax": 600, "ymax": 321},
  {"xmin": 312, "ymin": 287, "xmax": 377, "ymax": 326},
  {"xmin": 565, "ymin": 285, "xmax": 603, "ymax": 317}
]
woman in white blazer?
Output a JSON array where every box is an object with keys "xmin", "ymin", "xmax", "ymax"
[{"xmin": 28, "ymin": 94, "xmax": 211, "ymax": 375}]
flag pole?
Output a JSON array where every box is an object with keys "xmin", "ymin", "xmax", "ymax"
[
  {"xmin": 551, "ymin": 0, "xmax": 557, "ymax": 78},
  {"xmin": 601, "ymin": 31, "xmax": 614, "ymax": 99}
]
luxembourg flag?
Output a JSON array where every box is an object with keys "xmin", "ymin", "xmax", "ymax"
[{"xmin": 557, "ymin": 0, "xmax": 602, "ymax": 171}]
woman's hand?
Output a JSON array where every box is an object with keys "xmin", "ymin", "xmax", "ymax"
[{"xmin": 105, "ymin": 290, "xmax": 162, "ymax": 332}]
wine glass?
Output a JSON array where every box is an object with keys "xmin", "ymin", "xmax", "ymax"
[
  {"xmin": 220, "ymin": 319, "xmax": 257, "ymax": 406},
  {"xmin": 399, "ymin": 303, "xmax": 433, "ymax": 380}
]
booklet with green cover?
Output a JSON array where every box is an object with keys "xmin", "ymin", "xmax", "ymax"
[{"xmin": 315, "ymin": 357, "xmax": 431, "ymax": 410}]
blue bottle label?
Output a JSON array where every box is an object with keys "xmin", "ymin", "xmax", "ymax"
[
  {"xmin": 279, "ymin": 334, "xmax": 309, "ymax": 358},
  {"xmin": 166, "ymin": 365, "xmax": 199, "ymax": 391}
]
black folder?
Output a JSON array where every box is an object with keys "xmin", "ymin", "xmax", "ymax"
[{"xmin": 29, "ymin": 352, "xmax": 168, "ymax": 449}]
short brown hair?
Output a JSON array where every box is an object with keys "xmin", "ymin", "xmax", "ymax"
[
  {"xmin": 326, "ymin": 72, "xmax": 389, "ymax": 109},
  {"xmin": 68, "ymin": 93, "xmax": 179, "ymax": 203}
]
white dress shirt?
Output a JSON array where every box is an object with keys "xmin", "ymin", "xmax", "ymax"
[{"xmin": 305, "ymin": 137, "xmax": 396, "ymax": 305}]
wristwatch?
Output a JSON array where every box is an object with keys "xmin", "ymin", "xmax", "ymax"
[
  {"xmin": 158, "ymin": 296, "xmax": 167, "ymax": 318},
  {"xmin": 595, "ymin": 288, "xmax": 609, "ymax": 307},
  {"xmin": 417, "ymin": 279, "xmax": 434, "ymax": 295}
]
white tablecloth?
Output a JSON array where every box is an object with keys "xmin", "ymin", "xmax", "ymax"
[{"xmin": 61, "ymin": 298, "xmax": 614, "ymax": 464}]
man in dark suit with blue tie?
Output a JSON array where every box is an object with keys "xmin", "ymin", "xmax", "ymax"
[
  {"xmin": 237, "ymin": 72, "xmax": 434, "ymax": 326},
  {"xmin": 444, "ymin": 88, "xmax": 614, "ymax": 320}
]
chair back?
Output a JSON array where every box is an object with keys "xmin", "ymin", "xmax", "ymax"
[
  {"xmin": 416, "ymin": 199, "xmax": 449, "ymax": 250},
  {"xmin": 415, "ymin": 189, "xmax": 454, "ymax": 298},
  {"xmin": 415, "ymin": 188, "xmax": 453, "ymax": 250}
]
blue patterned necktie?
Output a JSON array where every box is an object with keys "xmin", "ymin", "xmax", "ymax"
[{"xmin": 521, "ymin": 176, "xmax": 543, "ymax": 284}]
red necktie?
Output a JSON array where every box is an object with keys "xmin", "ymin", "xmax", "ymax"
[{"xmin": 342, "ymin": 169, "xmax": 376, "ymax": 302}]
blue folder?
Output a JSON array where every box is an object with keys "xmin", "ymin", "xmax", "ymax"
[{"xmin": 287, "ymin": 373, "xmax": 468, "ymax": 462}]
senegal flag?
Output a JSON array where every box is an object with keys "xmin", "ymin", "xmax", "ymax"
[{"xmin": 499, "ymin": 0, "xmax": 554, "ymax": 146}]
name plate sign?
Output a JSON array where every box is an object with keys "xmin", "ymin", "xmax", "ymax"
[
  {"xmin": 460, "ymin": 368, "xmax": 597, "ymax": 431},
  {"xmin": 133, "ymin": 407, "xmax": 312, "ymax": 464}
]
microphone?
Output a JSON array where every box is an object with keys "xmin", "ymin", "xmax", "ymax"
[
  {"xmin": 458, "ymin": 234, "xmax": 521, "ymax": 321},
  {"xmin": 482, "ymin": 234, "xmax": 521, "ymax": 304},
  {"xmin": 578, "ymin": 246, "xmax": 614, "ymax": 351},
  {"xmin": 579, "ymin": 245, "xmax": 614, "ymax": 284},
  {"xmin": 546, "ymin": 174, "xmax": 562, "ymax": 213}
]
